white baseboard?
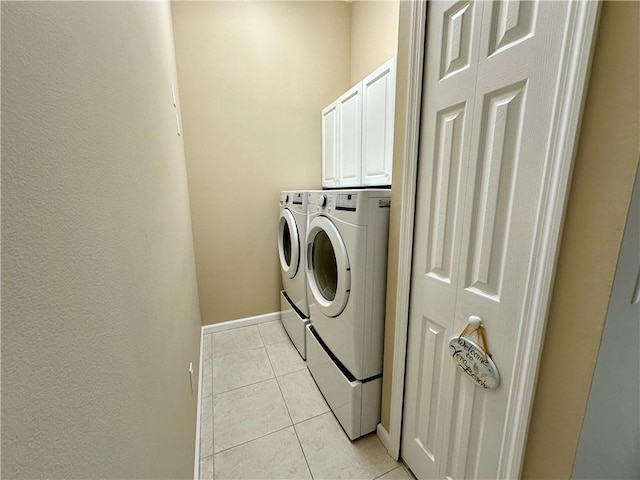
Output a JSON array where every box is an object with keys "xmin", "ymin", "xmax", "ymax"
[
  {"xmin": 202, "ymin": 311, "xmax": 282, "ymax": 335},
  {"xmin": 377, "ymin": 423, "xmax": 394, "ymax": 458}
]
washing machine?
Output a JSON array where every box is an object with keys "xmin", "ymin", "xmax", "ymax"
[
  {"xmin": 278, "ymin": 191, "xmax": 311, "ymax": 359},
  {"xmin": 304, "ymin": 189, "xmax": 391, "ymax": 439}
]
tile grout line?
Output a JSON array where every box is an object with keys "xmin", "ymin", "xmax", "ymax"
[
  {"xmin": 209, "ymin": 334, "xmax": 215, "ymax": 479},
  {"xmin": 211, "ymin": 409, "xmax": 333, "ymax": 458},
  {"xmin": 210, "ymin": 324, "xmax": 278, "ymax": 463},
  {"xmin": 256, "ymin": 319, "xmax": 290, "ymax": 346},
  {"xmin": 261, "ymin": 343, "xmax": 278, "ymax": 380},
  {"xmin": 206, "ymin": 333, "xmax": 214, "ymax": 438},
  {"xmin": 265, "ymin": 340, "xmax": 308, "ymax": 378},
  {"xmin": 209, "ymin": 407, "xmax": 397, "ymax": 480},
  {"xmin": 206, "ymin": 325, "xmax": 399, "ymax": 480},
  {"xmin": 371, "ymin": 465, "xmax": 402, "ymax": 480},
  {"xmin": 293, "ymin": 423, "xmax": 315, "ymax": 480},
  {"xmin": 209, "ymin": 350, "xmax": 311, "ymax": 409},
  {"xmin": 255, "ymin": 322, "xmax": 267, "ymax": 346},
  {"xmin": 209, "ymin": 327, "xmax": 269, "ymax": 469},
  {"xmin": 199, "ymin": 395, "xmax": 214, "ymax": 456},
  {"xmin": 212, "ymin": 423, "xmax": 293, "ymax": 456},
  {"xmin": 275, "ymin": 374, "xmax": 315, "ymax": 480},
  {"xmin": 274, "ymin": 375, "xmax": 295, "ymax": 425},
  {"xmin": 206, "ymin": 332, "xmax": 213, "ymax": 472},
  {"xmin": 210, "ymin": 326, "xmax": 265, "ymax": 360},
  {"xmin": 209, "ymin": 343, "xmax": 267, "ymax": 360},
  {"xmin": 279, "ymin": 365, "xmax": 308, "ymax": 374},
  {"xmin": 208, "ymin": 322, "xmax": 325, "ymax": 479},
  {"xmin": 291, "ymin": 410, "xmax": 356, "ymax": 479},
  {"xmin": 254, "ymin": 324, "xmax": 278, "ymax": 380},
  {"xmin": 265, "ymin": 325, "xmax": 314, "ymax": 479},
  {"xmin": 200, "ymin": 335, "xmax": 214, "ymax": 460},
  {"xmin": 273, "ymin": 374, "xmax": 333, "ymax": 425},
  {"xmin": 211, "ymin": 372, "xmax": 277, "ymax": 397},
  {"xmin": 293, "ymin": 410, "xmax": 331, "ymax": 426},
  {"xmin": 209, "ymin": 326, "xmax": 284, "ymax": 395}
]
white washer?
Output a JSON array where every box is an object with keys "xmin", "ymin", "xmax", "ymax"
[
  {"xmin": 278, "ymin": 191, "xmax": 310, "ymax": 359},
  {"xmin": 305, "ymin": 189, "xmax": 391, "ymax": 439}
]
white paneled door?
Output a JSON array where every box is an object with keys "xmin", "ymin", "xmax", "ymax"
[{"xmin": 402, "ymin": 1, "xmax": 598, "ymax": 478}]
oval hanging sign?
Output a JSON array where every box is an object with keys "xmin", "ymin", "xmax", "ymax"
[{"xmin": 449, "ymin": 336, "xmax": 500, "ymax": 389}]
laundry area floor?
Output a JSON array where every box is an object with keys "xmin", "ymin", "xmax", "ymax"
[{"xmin": 198, "ymin": 320, "xmax": 412, "ymax": 480}]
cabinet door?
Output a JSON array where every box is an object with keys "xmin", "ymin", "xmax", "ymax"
[
  {"xmin": 362, "ymin": 57, "xmax": 396, "ymax": 186},
  {"xmin": 321, "ymin": 102, "xmax": 339, "ymax": 188},
  {"xmin": 337, "ymin": 84, "xmax": 362, "ymax": 188}
]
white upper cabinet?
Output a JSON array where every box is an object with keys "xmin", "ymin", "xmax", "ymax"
[
  {"xmin": 337, "ymin": 84, "xmax": 362, "ymax": 188},
  {"xmin": 321, "ymin": 57, "xmax": 396, "ymax": 189},
  {"xmin": 321, "ymin": 102, "xmax": 339, "ymax": 188},
  {"xmin": 362, "ymin": 57, "xmax": 396, "ymax": 186}
]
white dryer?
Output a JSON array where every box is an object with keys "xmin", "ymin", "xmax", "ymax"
[
  {"xmin": 304, "ymin": 189, "xmax": 391, "ymax": 439},
  {"xmin": 278, "ymin": 191, "xmax": 310, "ymax": 359}
]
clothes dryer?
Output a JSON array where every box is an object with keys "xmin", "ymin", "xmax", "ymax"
[
  {"xmin": 304, "ymin": 189, "xmax": 391, "ymax": 439},
  {"xmin": 278, "ymin": 191, "xmax": 310, "ymax": 358}
]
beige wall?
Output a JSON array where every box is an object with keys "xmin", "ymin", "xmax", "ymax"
[
  {"xmin": 350, "ymin": 0, "xmax": 400, "ymax": 84},
  {"xmin": 522, "ymin": 2, "xmax": 639, "ymax": 477},
  {"xmin": 171, "ymin": 1, "xmax": 351, "ymax": 325},
  {"xmin": 172, "ymin": 1, "xmax": 399, "ymax": 326},
  {"xmin": 380, "ymin": 0, "xmax": 640, "ymax": 475},
  {"xmin": 1, "ymin": 2, "xmax": 202, "ymax": 478}
]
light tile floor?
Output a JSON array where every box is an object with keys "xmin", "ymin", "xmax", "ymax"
[{"xmin": 199, "ymin": 321, "xmax": 412, "ymax": 480}]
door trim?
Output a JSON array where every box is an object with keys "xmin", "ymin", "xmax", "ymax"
[
  {"xmin": 387, "ymin": 1, "xmax": 601, "ymax": 477},
  {"xmin": 386, "ymin": 0, "xmax": 428, "ymax": 462}
]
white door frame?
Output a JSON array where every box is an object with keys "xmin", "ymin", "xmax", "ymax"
[{"xmin": 386, "ymin": 1, "xmax": 601, "ymax": 478}]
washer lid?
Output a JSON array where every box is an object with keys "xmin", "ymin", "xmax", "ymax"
[
  {"xmin": 306, "ymin": 215, "xmax": 350, "ymax": 318},
  {"xmin": 278, "ymin": 208, "xmax": 300, "ymax": 279}
]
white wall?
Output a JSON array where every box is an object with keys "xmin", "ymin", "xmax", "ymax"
[
  {"xmin": 572, "ymin": 165, "xmax": 640, "ymax": 479},
  {"xmin": 1, "ymin": 2, "xmax": 202, "ymax": 477}
]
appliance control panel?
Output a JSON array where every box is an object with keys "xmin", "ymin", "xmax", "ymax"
[
  {"xmin": 335, "ymin": 193, "xmax": 358, "ymax": 212},
  {"xmin": 281, "ymin": 191, "xmax": 307, "ymax": 211}
]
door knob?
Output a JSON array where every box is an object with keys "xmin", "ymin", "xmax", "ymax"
[{"xmin": 468, "ymin": 315, "xmax": 483, "ymax": 329}]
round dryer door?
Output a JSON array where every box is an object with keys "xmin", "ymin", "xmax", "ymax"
[
  {"xmin": 278, "ymin": 209, "xmax": 300, "ymax": 279},
  {"xmin": 306, "ymin": 216, "xmax": 350, "ymax": 317}
]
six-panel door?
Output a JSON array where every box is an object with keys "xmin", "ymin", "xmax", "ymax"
[{"xmin": 402, "ymin": 1, "xmax": 579, "ymax": 478}]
